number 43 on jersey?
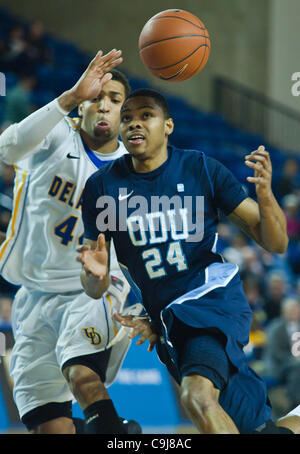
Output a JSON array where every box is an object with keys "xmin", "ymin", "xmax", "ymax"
[{"xmin": 54, "ymin": 215, "xmax": 83, "ymax": 246}]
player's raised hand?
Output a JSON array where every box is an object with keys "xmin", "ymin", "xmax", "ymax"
[
  {"xmin": 114, "ymin": 313, "xmax": 158, "ymax": 352},
  {"xmin": 76, "ymin": 234, "xmax": 108, "ymax": 280},
  {"xmin": 245, "ymin": 146, "xmax": 273, "ymax": 199},
  {"xmin": 58, "ymin": 49, "xmax": 123, "ymax": 111},
  {"xmin": 71, "ymin": 49, "xmax": 122, "ymax": 101}
]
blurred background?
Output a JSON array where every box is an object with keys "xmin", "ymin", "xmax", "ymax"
[{"xmin": 0, "ymin": 0, "xmax": 300, "ymax": 434}]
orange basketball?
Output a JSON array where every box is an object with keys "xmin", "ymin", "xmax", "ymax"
[{"xmin": 138, "ymin": 9, "xmax": 211, "ymax": 82}]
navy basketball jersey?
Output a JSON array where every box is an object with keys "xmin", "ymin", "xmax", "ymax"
[{"xmin": 82, "ymin": 145, "xmax": 247, "ymax": 319}]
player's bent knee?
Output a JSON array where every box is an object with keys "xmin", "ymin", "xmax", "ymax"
[{"xmin": 63, "ymin": 364, "xmax": 106, "ymax": 401}]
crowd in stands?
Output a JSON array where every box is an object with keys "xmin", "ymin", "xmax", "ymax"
[{"xmin": 0, "ymin": 7, "xmax": 300, "ymax": 417}]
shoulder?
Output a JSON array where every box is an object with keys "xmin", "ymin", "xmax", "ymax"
[
  {"xmin": 201, "ymin": 153, "xmax": 225, "ymax": 173},
  {"xmin": 170, "ymin": 145, "xmax": 204, "ymax": 168},
  {"xmin": 172, "ymin": 145, "xmax": 220, "ymax": 167},
  {"xmin": 173, "ymin": 146, "xmax": 225, "ymax": 176},
  {"xmin": 172, "ymin": 145, "xmax": 203, "ymax": 159}
]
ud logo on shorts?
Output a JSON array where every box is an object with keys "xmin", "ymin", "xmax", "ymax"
[{"xmin": 82, "ymin": 327, "xmax": 102, "ymax": 345}]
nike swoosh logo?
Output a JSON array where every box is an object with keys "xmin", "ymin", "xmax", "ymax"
[
  {"xmin": 118, "ymin": 190, "xmax": 134, "ymax": 201},
  {"xmin": 67, "ymin": 153, "xmax": 80, "ymax": 159}
]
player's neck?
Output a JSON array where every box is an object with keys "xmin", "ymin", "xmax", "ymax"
[
  {"xmin": 131, "ymin": 146, "xmax": 168, "ymax": 173},
  {"xmin": 80, "ymin": 129, "xmax": 119, "ymax": 154}
]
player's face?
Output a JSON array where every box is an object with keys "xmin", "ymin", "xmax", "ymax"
[
  {"xmin": 119, "ymin": 96, "xmax": 173, "ymax": 159},
  {"xmin": 79, "ymin": 80, "xmax": 126, "ymax": 142}
]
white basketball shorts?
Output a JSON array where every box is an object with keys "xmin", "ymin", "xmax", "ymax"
[{"xmin": 9, "ymin": 278, "xmax": 143, "ymax": 419}]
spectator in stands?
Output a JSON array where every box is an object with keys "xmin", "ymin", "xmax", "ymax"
[
  {"xmin": 0, "ymin": 21, "xmax": 52, "ymax": 77},
  {"xmin": 243, "ymin": 277, "xmax": 267, "ymax": 324},
  {"xmin": 244, "ymin": 312, "xmax": 267, "ymax": 367},
  {"xmin": 0, "ymin": 24, "xmax": 27, "ymax": 74},
  {"xmin": 0, "ymin": 20, "xmax": 7, "ymax": 60},
  {"xmin": 263, "ymin": 271, "xmax": 288, "ymax": 322},
  {"xmin": 282, "ymin": 194, "xmax": 300, "ymax": 241},
  {"xmin": 222, "ymin": 246, "xmax": 243, "ymax": 268},
  {"xmin": 2, "ymin": 74, "xmax": 36, "ymax": 127},
  {"xmin": 239, "ymin": 246, "xmax": 264, "ymax": 282},
  {"xmin": 0, "ymin": 294, "xmax": 12, "ymax": 326},
  {"xmin": 25, "ymin": 20, "xmax": 52, "ymax": 67},
  {"xmin": 231, "ymin": 231, "xmax": 249, "ymax": 249},
  {"xmin": 277, "ymin": 158, "xmax": 300, "ymax": 198},
  {"xmin": 262, "ymin": 297, "xmax": 300, "ymax": 409}
]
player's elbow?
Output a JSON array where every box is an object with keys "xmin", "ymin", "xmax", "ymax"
[
  {"xmin": 276, "ymin": 235, "xmax": 289, "ymax": 254},
  {"xmin": 266, "ymin": 235, "xmax": 289, "ymax": 254}
]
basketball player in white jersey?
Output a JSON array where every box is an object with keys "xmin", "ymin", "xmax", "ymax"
[{"xmin": 0, "ymin": 49, "xmax": 143, "ymax": 434}]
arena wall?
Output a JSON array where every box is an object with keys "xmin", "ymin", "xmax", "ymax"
[
  {"xmin": 1, "ymin": 0, "xmax": 270, "ymax": 112},
  {"xmin": 268, "ymin": 0, "xmax": 300, "ymax": 112}
]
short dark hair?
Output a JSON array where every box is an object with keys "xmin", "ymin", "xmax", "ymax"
[
  {"xmin": 124, "ymin": 88, "xmax": 170, "ymax": 119},
  {"xmin": 110, "ymin": 69, "xmax": 131, "ymax": 98}
]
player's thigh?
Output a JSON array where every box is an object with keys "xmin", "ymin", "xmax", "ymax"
[{"xmin": 170, "ymin": 317, "xmax": 232, "ymax": 392}]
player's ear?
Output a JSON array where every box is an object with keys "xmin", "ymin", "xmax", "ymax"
[
  {"xmin": 165, "ymin": 117, "xmax": 174, "ymax": 136},
  {"xmin": 78, "ymin": 102, "xmax": 84, "ymax": 117}
]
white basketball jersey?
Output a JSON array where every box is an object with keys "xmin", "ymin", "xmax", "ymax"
[{"xmin": 0, "ymin": 117, "xmax": 127, "ymax": 293}]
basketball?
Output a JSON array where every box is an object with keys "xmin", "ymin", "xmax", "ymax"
[{"xmin": 138, "ymin": 9, "xmax": 211, "ymax": 82}]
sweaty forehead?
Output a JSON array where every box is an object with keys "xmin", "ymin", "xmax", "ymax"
[{"xmin": 121, "ymin": 96, "xmax": 162, "ymax": 113}]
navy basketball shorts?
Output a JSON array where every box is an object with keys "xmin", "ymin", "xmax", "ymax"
[{"xmin": 169, "ymin": 316, "xmax": 232, "ymax": 390}]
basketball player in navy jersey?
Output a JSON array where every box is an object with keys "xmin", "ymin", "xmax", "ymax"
[{"xmin": 77, "ymin": 88, "xmax": 298, "ymax": 434}]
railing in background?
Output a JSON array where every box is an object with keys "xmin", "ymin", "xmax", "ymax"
[{"xmin": 214, "ymin": 77, "xmax": 300, "ymax": 154}]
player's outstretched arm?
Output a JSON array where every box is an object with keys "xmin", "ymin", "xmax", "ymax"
[
  {"xmin": 113, "ymin": 313, "xmax": 158, "ymax": 352},
  {"xmin": 58, "ymin": 49, "xmax": 122, "ymax": 112},
  {"xmin": 228, "ymin": 146, "xmax": 288, "ymax": 254},
  {"xmin": 77, "ymin": 234, "xmax": 111, "ymax": 299},
  {"xmin": 0, "ymin": 49, "xmax": 122, "ymax": 165}
]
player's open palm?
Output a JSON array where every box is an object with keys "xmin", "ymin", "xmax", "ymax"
[
  {"xmin": 77, "ymin": 234, "xmax": 108, "ymax": 280},
  {"xmin": 71, "ymin": 49, "xmax": 123, "ymax": 102},
  {"xmin": 245, "ymin": 145, "xmax": 272, "ymax": 199},
  {"xmin": 114, "ymin": 313, "xmax": 158, "ymax": 352}
]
